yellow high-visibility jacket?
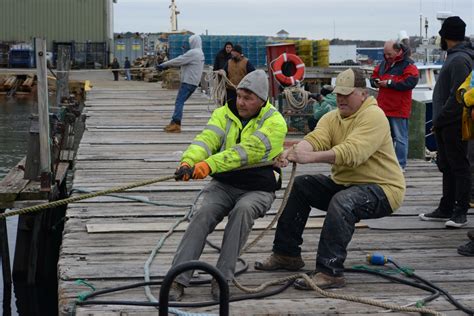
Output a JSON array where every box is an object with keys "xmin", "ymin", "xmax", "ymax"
[
  {"xmin": 456, "ymin": 71, "xmax": 474, "ymax": 140},
  {"xmin": 181, "ymin": 101, "xmax": 287, "ymax": 191}
]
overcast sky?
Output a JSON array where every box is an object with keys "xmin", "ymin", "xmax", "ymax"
[{"xmin": 114, "ymin": 0, "xmax": 474, "ymax": 40}]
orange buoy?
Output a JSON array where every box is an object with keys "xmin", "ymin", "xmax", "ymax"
[{"xmin": 272, "ymin": 53, "xmax": 305, "ymax": 86}]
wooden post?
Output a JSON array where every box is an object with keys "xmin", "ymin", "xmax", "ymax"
[
  {"xmin": 0, "ymin": 209, "xmax": 12, "ymax": 315},
  {"xmin": 35, "ymin": 38, "xmax": 52, "ymax": 192},
  {"xmin": 24, "ymin": 115, "xmax": 41, "ymax": 180},
  {"xmin": 56, "ymin": 45, "xmax": 70, "ymax": 107}
]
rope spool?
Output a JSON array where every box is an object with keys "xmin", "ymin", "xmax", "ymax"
[{"xmin": 272, "ymin": 53, "xmax": 305, "ymax": 86}]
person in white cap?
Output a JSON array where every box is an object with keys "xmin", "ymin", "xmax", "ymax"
[
  {"xmin": 255, "ymin": 68, "xmax": 405, "ymax": 290},
  {"xmin": 169, "ymin": 69, "xmax": 288, "ymax": 300}
]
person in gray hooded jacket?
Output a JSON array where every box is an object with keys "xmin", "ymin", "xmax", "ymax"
[{"xmin": 158, "ymin": 35, "xmax": 205, "ymax": 133}]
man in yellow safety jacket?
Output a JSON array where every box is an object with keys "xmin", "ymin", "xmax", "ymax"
[{"xmin": 169, "ymin": 69, "xmax": 288, "ymax": 300}]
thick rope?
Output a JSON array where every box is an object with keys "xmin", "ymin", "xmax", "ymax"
[
  {"xmin": 232, "ymin": 273, "xmax": 442, "ymax": 315},
  {"xmin": 205, "ymin": 71, "xmax": 236, "ymax": 107},
  {"xmin": 282, "ymin": 86, "xmax": 310, "ymax": 110},
  {"xmin": 0, "ymin": 161, "xmax": 276, "ymax": 220},
  {"xmin": 0, "ymin": 175, "xmax": 175, "ymax": 219},
  {"xmin": 143, "ymin": 190, "xmax": 207, "ymax": 316},
  {"xmin": 241, "ymin": 162, "xmax": 297, "ymax": 253}
]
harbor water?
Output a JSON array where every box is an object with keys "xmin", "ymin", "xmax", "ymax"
[{"xmin": 0, "ymin": 96, "xmax": 34, "ymax": 316}]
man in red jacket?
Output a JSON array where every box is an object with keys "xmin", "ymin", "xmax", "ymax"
[{"xmin": 371, "ymin": 40, "xmax": 419, "ymax": 171}]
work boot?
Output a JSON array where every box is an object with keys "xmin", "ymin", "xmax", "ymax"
[
  {"xmin": 168, "ymin": 281, "xmax": 184, "ymax": 301},
  {"xmin": 419, "ymin": 208, "xmax": 452, "ymax": 222},
  {"xmin": 254, "ymin": 253, "xmax": 305, "ymax": 271},
  {"xmin": 457, "ymin": 241, "xmax": 474, "ymax": 257},
  {"xmin": 293, "ymin": 272, "xmax": 346, "ymax": 290},
  {"xmin": 164, "ymin": 122, "xmax": 181, "ymax": 133},
  {"xmin": 445, "ymin": 208, "xmax": 468, "ymax": 228}
]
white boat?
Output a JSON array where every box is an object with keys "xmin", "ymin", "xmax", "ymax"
[{"xmin": 412, "ymin": 64, "xmax": 442, "ymax": 152}]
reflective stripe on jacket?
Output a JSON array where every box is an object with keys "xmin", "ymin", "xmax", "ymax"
[{"xmin": 182, "ymin": 100, "xmax": 287, "ymax": 172}]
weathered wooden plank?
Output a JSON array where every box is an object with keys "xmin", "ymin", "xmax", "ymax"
[
  {"xmin": 0, "ymin": 158, "xmax": 29, "ymax": 208},
  {"xmin": 17, "ymin": 180, "xmax": 49, "ymax": 201},
  {"xmin": 55, "ymin": 162, "xmax": 70, "ymax": 184},
  {"xmin": 366, "ymin": 215, "xmax": 474, "ymax": 229},
  {"xmin": 85, "ymin": 218, "xmax": 368, "ymax": 234}
]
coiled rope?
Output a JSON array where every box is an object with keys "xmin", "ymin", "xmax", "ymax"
[
  {"xmin": 282, "ymin": 86, "xmax": 311, "ymax": 110},
  {"xmin": 204, "ymin": 71, "xmax": 236, "ymax": 107}
]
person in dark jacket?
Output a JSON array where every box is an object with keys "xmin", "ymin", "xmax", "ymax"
[
  {"xmin": 124, "ymin": 57, "xmax": 131, "ymax": 81},
  {"xmin": 307, "ymin": 85, "xmax": 337, "ymax": 131},
  {"xmin": 213, "ymin": 41, "xmax": 233, "ymax": 71},
  {"xmin": 419, "ymin": 16, "xmax": 474, "ymax": 228},
  {"xmin": 111, "ymin": 57, "xmax": 120, "ymax": 81},
  {"xmin": 371, "ymin": 41, "xmax": 419, "ymax": 171}
]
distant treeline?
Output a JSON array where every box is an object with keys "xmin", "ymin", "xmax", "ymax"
[{"xmin": 329, "ymin": 39, "xmax": 385, "ymax": 47}]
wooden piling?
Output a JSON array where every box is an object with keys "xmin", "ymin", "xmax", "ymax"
[
  {"xmin": 0, "ymin": 208, "xmax": 12, "ymax": 315},
  {"xmin": 56, "ymin": 45, "xmax": 71, "ymax": 107},
  {"xmin": 35, "ymin": 38, "xmax": 52, "ymax": 192}
]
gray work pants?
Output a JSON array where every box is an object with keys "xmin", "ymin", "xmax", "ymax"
[{"xmin": 172, "ymin": 179, "xmax": 275, "ymax": 286}]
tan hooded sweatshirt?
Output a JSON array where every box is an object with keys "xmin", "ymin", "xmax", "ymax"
[{"xmin": 304, "ymin": 96, "xmax": 405, "ymax": 210}]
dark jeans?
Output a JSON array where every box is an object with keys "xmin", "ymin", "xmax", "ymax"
[
  {"xmin": 273, "ymin": 174, "xmax": 392, "ymax": 276},
  {"xmin": 172, "ymin": 82, "xmax": 197, "ymax": 123},
  {"xmin": 112, "ymin": 71, "xmax": 119, "ymax": 81},
  {"xmin": 435, "ymin": 124, "xmax": 471, "ymax": 212},
  {"xmin": 469, "ymin": 140, "xmax": 474, "ymax": 202}
]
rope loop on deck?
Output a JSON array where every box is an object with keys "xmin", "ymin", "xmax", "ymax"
[{"xmin": 233, "ymin": 273, "xmax": 442, "ymax": 315}]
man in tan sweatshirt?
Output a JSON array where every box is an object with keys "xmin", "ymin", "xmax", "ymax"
[{"xmin": 255, "ymin": 68, "xmax": 405, "ymax": 289}]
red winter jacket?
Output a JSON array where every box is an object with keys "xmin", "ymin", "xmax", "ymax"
[{"xmin": 371, "ymin": 50, "xmax": 419, "ymax": 118}]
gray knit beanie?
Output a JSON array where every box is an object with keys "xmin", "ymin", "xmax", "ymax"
[{"xmin": 237, "ymin": 70, "xmax": 268, "ymax": 101}]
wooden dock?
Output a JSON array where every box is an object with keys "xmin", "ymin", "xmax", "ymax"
[{"xmin": 58, "ymin": 77, "xmax": 474, "ymax": 315}]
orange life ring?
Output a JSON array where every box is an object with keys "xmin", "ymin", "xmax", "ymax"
[{"xmin": 273, "ymin": 53, "xmax": 305, "ymax": 86}]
